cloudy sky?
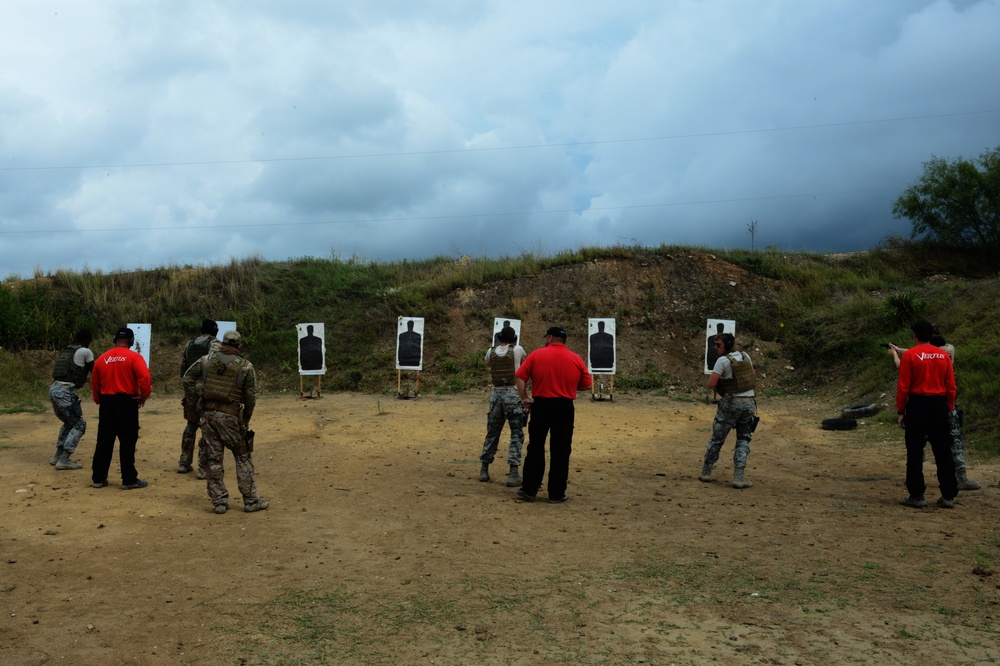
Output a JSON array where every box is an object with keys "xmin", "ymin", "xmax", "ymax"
[{"xmin": 2, "ymin": 1, "xmax": 999, "ymax": 278}]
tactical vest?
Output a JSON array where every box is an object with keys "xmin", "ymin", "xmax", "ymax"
[
  {"xmin": 490, "ymin": 347, "xmax": 516, "ymax": 387},
  {"xmin": 52, "ymin": 344, "xmax": 87, "ymax": 389},
  {"xmin": 202, "ymin": 353, "xmax": 248, "ymax": 405},
  {"xmin": 716, "ymin": 352, "xmax": 756, "ymax": 395},
  {"xmin": 184, "ymin": 335, "xmax": 215, "ymax": 373}
]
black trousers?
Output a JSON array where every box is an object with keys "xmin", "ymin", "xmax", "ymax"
[
  {"xmin": 92, "ymin": 394, "xmax": 141, "ymax": 485},
  {"xmin": 904, "ymin": 394, "xmax": 957, "ymax": 500},
  {"xmin": 522, "ymin": 397, "xmax": 575, "ymax": 498}
]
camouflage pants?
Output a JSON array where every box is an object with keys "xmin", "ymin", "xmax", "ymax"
[
  {"xmin": 703, "ymin": 396, "xmax": 756, "ymax": 468},
  {"xmin": 479, "ymin": 388, "xmax": 526, "ymax": 466},
  {"xmin": 949, "ymin": 409, "xmax": 968, "ymax": 471},
  {"xmin": 201, "ymin": 411, "xmax": 260, "ymax": 508},
  {"xmin": 49, "ymin": 382, "xmax": 86, "ymax": 455},
  {"xmin": 178, "ymin": 419, "xmax": 208, "ymax": 471}
]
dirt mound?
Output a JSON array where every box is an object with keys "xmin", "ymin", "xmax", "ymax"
[{"xmin": 431, "ymin": 251, "xmax": 796, "ymax": 395}]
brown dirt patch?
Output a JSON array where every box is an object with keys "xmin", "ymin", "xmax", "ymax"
[{"xmin": 2, "ymin": 392, "xmax": 998, "ymax": 664}]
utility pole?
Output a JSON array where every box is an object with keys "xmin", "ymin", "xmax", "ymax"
[{"xmin": 747, "ymin": 218, "xmax": 758, "ymax": 251}]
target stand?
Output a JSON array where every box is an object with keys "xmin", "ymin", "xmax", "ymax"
[
  {"xmin": 300, "ymin": 375, "xmax": 322, "ymax": 399},
  {"xmin": 591, "ymin": 374, "xmax": 614, "ymax": 402},
  {"xmin": 397, "ymin": 370, "xmax": 421, "ymax": 399}
]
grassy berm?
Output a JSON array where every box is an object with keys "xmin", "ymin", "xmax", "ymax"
[{"xmin": 2, "ymin": 239, "xmax": 998, "ymax": 456}]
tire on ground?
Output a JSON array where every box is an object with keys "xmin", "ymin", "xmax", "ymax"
[
  {"xmin": 841, "ymin": 403, "xmax": 879, "ymax": 419},
  {"xmin": 821, "ymin": 417, "xmax": 858, "ymax": 431}
]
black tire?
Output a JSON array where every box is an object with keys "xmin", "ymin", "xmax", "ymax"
[
  {"xmin": 841, "ymin": 403, "xmax": 878, "ymax": 419},
  {"xmin": 821, "ymin": 417, "xmax": 857, "ymax": 431}
]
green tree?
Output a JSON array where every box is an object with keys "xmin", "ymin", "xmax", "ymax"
[{"xmin": 892, "ymin": 145, "xmax": 1000, "ymax": 247}]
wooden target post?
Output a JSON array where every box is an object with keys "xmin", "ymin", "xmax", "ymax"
[
  {"xmin": 591, "ymin": 374, "xmax": 614, "ymax": 401},
  {"xmin": 300, "ymin": 375, "xmax": 322, "ymax": 399},
  {"xmin": 397, "ymin": 370, "xmax": 421, "ymax": 399}
]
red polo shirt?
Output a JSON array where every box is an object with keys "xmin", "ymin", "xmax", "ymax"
[
  {"xmin": 92, "ymin": 346, "xmax": 152, "ymax": 404},
  {"xmin": 515, "ymin": 342, "xmax": 592, "ymax": 399},
  {"xmin": 897, "ymin": 342, "xmax": 956, "ymax": 413}
]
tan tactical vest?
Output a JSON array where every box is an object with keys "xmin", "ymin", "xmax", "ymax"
[
  {"xmin": 490, "ymin": 347, "xmax": 516, "ymax": 387},
  {"xmin": 716, "ymin": 352, "xmax": 756, "ymax": 395},
  {"xmin": 202, "ymin": 353, "xmax": 248, "ymax": 405}
]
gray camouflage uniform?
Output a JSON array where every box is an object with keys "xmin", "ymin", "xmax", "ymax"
[
  {"xmin": 703, "ymin": 352, "xmax": 756, "ymax": 468},
  {"xmin": 479, "ymin": 344, "xmax": 527, "ymax": 466},
  {"xmin": 48, "ymin": 342, "xmax": 94, "ymax": 462},
  {"xmin": 49, "ymin": 382, "xmax": 86, "ymax": 456}
]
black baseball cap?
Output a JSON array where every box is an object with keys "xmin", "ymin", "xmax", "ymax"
[
  {"xmin": 544, "ymin": 326, "xmax": 567, "ymax": 339},
  {"xmin": 910, "ymin": 320, "xmax": 934, "ymax": 338},
  {"xmin": 114, "ymin": 327, "xmax": 135, "ymax": 341}
]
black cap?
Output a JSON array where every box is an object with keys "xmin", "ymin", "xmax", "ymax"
[
  {"xmin": 544, "ymin": 326, "xmax": 567, "ymax": 339},
  {"xmin": 910, "ymin": 320, "xmax": 934, "ymax": 339},
  {"xmin": 114, "ymin": 327, "xmax": 135, "ymax": 341}
]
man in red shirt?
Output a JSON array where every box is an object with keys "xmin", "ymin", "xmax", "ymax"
[
  {"xmin": 897, "ymin": 320, "xmax": 957, "ymax": 508},
  {"xmin": 514, "ymin": 326, "xmax": 592, "ymax": 503},
  {"xmin": 90, "ymin": 327, "xmax": 152, "ymax": 490}
]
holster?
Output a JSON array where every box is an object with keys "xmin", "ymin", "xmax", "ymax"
[{"xmin": 244, "ymin": 429, "xmax": 255, "ymax": 454}]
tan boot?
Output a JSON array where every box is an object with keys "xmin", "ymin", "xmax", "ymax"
[
  {"xmin": 54, "ymin": 450, "xmax": 83, "ymax": 470},
  {"xmin": 957, "ymin": 467, "xmax": 981, "ymax": 491},
  {"xmin": 698, "ymin": 464, "xmax": 713, "ymax": 482},
  {"xmin": 505, "ymin": 465, "xmax": 522, "ymax": 487},
  {"xmin": 732, "ymin": 466, "xmax": 753, "ymax": 489}
]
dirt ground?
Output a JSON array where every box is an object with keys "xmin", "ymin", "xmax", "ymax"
[{"xmin": 2, "ymin": 391, "xmax": 999, "ymax": 665}]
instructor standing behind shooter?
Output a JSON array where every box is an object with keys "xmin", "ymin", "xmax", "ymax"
[
  {"xmin": 183, "ymin": 330, "xmax": 268, "ymax": 514},
  {"xmin": 514, "ymin": 326, "xmax": 592, "ymax": 503},
  {"xmin": 90, "ymin": 327, "xmax": 152, "ymax": 490},
  {"xmin": 897, "ymin": 320, "xmax": 958, "ymax": 509}
]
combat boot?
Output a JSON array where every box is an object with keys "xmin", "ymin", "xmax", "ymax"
[
  {"xmin": 698, "ymin": 464, "xmax": 713, "ymax": 482},
  {"xmin": 505, "ymin": 464, "xmax": 522, "ymax": 487},
  {"xmin": 244, "ymin": 498, "xmax": 269, "ymax": 513},
  {"xmin": 54, "ymin": 450, "xmax": 83, "ymax": 470},
  {"xmin": 732, "ymin": 466, "xmax": 753, "ymax": 489},
  {"xmin": 50, "ymin": 446, "xmax": 63, "ymax": 466},
  {"xmin": 479, "ymin": 462, "xmax": 490, "ymax": 482},
  {"xmin": 956, "ymin": 467, "xmax": 981, "ymax": 491},
  {"xmin": 196, "ymin": 469, "xmax": 207, "ymax": 480}
]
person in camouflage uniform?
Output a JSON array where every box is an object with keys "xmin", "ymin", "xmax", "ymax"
[
  {"xmin": 699, "ymin": 333, "xmax": 757, "ymax": 489},
  {"xmin": 48, "ymin": 330, "xmax": 96, "ymax": 470},
  {"xmin": 479, "ymin": 326, "xmax": 527, "ymax": 486},
  {"xmin": 178, "ymin": 319, "xmax": 219, "ymax": 478},
  {"xmin": 183, "ymin": 329, "xmax": 268, "ymax": 515}
]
